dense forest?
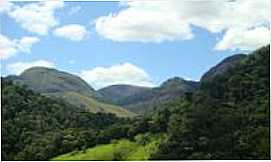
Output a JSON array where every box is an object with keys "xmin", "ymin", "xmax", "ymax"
[
  {"xmin": 1, "ymin": 46, "xmax": 270, "ymax": 160},
  {"xmin": 151, "ymin": 45, "xmax": 270, "ymax": 159},
  {"xmin": 2, "ymin": 78, "xmax": 127, "ymax": 160},
  {"xmin": 2, "ymin": 78, "xmax": 167, "ymax": 160}
]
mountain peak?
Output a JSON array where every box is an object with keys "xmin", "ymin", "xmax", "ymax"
[
  {"xmin": 160, "ymin": 77, "xmax": 185, "ymax": 87},
  {"xmin": 21, "ymin": 66, "xmax": 55, "ymax": 73},
  {"xmin": 20, "ymin": 67, "xmax": 95, "ymax": 95},
  {"xmin": 159, "ymin": 76, "xmax": 199, "ymax": 92},
  {"xmin": 201, "ymin": 54, "xmax": 246, "ymax": 81},
  {"xmin": 98, "ymin": 84, "xmax": 150, "ymax": 104}
]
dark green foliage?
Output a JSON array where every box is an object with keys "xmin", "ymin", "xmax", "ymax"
[
  {"xmin": 2, "ymin": 46, "xmax": 270, "ymax": 160},
  {"xmin": 151, "ymin": 108, "xmax": 171, "ymax": 132},
  {"xmin": 96, "ymin": 125, "xmax": 130, "ymax": 144},
  {"xmin": 1, "ymin": 79, "xmax": 127, "ymax": 160},
  {"xmin": 151, "ymin": 46, "xmax": 270, "ymax": 159},
  {"xmin": 201, "ymin": 54, "xmax": 246, "ymax": 81}
]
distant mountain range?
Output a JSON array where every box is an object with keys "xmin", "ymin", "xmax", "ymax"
[
  {"xmin": 6, "ymin": 52, "xmax": 247, "ymax": 115},
  {"xmin": 98, "ymin": 53, "xmax": 247, "ymax": 114},
  {"xmin": 98, "ymin": 84, "xmax": 151, "ymax": 104},
  {"xmin": 7, "ymin": 67, "xmax": 135, "ymax": 117},
  {"xmin": 98, "ymin": 77, "xmax": 200, "ymax": 114}
]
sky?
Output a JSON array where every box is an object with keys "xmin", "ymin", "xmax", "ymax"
[{"xmin": 0, "ymin": 0, "xmax": 270, "ymax": 90}]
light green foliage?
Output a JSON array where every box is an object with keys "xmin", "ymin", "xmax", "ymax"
[{"xmin": 52, "ymin": 133, "xmax": 165, "ymax": 160}]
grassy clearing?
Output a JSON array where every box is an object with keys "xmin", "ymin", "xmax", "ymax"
[{"xmin": 52, "ymin": 133, "xmax": 165, "ymax": 160}]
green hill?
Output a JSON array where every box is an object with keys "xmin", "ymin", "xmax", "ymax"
[
  {"xmin": 8, "ymin": 67, "xmax": 135, "ymax": 117},
  {"xmin": 1, "ymin": 78, "xmax": 128, "ymax": 160},
  {"xmin": 151, "ymin": 46, "xmax": 270, "ymax": 159},
  {"xmin": 47, "ymin": 91, "xmax": 135, "ymax": 117},
  {"xmin": 201, "ymin": 54, "xmax": 246, "ymax": 81}
]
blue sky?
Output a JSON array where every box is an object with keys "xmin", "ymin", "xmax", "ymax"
[{"xmin": 0, "ymin": 0, "xmax": 269, "ymax": 89}]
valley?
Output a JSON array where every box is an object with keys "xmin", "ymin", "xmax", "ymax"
[{"xmin": 2, "ymin": 46, "xmax": 270, "ymax": 160}]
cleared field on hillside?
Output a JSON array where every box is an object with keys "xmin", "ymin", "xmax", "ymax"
[{"xmin": 52, "ymin": 134, "xmax": 164, "ymax": 160}]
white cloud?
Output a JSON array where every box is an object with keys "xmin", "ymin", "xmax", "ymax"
[
  {"xmin": 53, "ymin": 24, "xmax": 89, "ymax": 41},
  {"xmin": 94, "ymin": 0, "xmax": 270, "ymax": 50},
  {"xmin": 80, "ymin": 63, "xmax": 155, "ymax": 89},
  {"xmin": 0, "ymin": 35, "xmax": 17, "ymax": 60},
  {"xmin": 6, "ymin": 60, "xmax": 55, "ymax": 75},
  {"xmin": 172, "ymin": 0, "xmax": 269, "ymax": 33},
  {"xmin": 215, "ymin": 27, "xmax": 270, "ymax": 51},
  {"xmin": 0, "ymin": 0, "xmax": 13, "ymax": 13},
  {"xmin": 6, "ymin": 0, "xmax": 64, "ymax": 35},
  {"xmin": 17, "ymin": 36, "xmax": 40, "ymax": 53},
  {"xmin": 95, "ymin": 1, "xmax": 193, "ymax": 43},
  {"xmin": 0, "ymin": 34, "xmax": 40, "ymax": 60}
]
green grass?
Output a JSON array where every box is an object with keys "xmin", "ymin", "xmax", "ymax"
[{"xmin": 52, "ymin": 134, "xmax": 165, "ymax": 160}]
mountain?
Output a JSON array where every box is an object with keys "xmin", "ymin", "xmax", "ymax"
[
  {"xmin": 8, "ymin": 67, "xmax": 135, "ymax": 117},
  {"xmin": 159, "ymin": 77, "xmax": 199, "ymax": 93},
  {"xmin": 115, "ymin": 77, "xmax": 200, "ymax": 114},
  {"xmin": 19, "ymin": 67, "xmax": 95, "ymax": 96},
  {"xmin": 152, "ymin": 45, "xmax": 270, "ymax": 159},
  {"xmin": 201, "ymin": 54, "xmax": 246, "ymax": 81},
  {"xmin": 98, "ymin": 85, "xmax": 151, "ymax": 104},
  {"xmin": 50, "ymin": 46, "xmax": 270, "ymax": 160},
  {"xmin": 3, "ymin": 46, "xmax": 269, "ymax": 160},
  {"xmin": 97, "ymin": 54, "xmax": 249, "ymax": 114}
]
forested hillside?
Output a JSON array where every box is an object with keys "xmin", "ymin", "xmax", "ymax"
[
  {"xmin": 2, "ymin": 46, "xmax": 270, "ymax": 160},
  {"xmin": 151, "ymin": 45, "xmax": 270, "ymax": 159},
  {"xmin": 52, "ymin": 45, "xmax": 270, "ymax": 160},
  {"xmin": 1, "ymin": 79, "xmax": 133, "ymax": 160},
  {"xmin": 201, "ymin": 54, "xmax": 246, "ymax": 81}
]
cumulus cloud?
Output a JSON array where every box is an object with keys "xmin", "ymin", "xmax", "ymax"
[
  {"xmin": 0, "ymin": 35, "xmax": 17, "ymax": 60},
  {"xmin": 0, "ymin": 34, "xmax": 40, "ymax": 60},
  {"xmin": 6, "ymin": 60, "xmax": 55, "ymax": 75},
  {"xmin": 0, "ymin": 0, "xmax": 13, "ymax": 13},
  {"xmin": 94, "ymin": 0, "xmax": 270, "ymax": 50},
  {"xmin": 6, "ymin": 0, "xmax": 64, "ymax": 35},
  {"xmin": 95, "ymin": 1, "xmax": 193, "ymax": 43},
  {"xmin": 17, "ymin": 36, "xmax": 40, "ymax": 53},
  {"xmin": 215, "ymin": 27, "xmax": 270, "ymax": 51},
  {"xmin": 53, "ymin": 24, "xmax": 89, "ymax": 41},
  {"xmin": 80, "ymin": 63, "xmax": 155, "ymax": 89}
]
